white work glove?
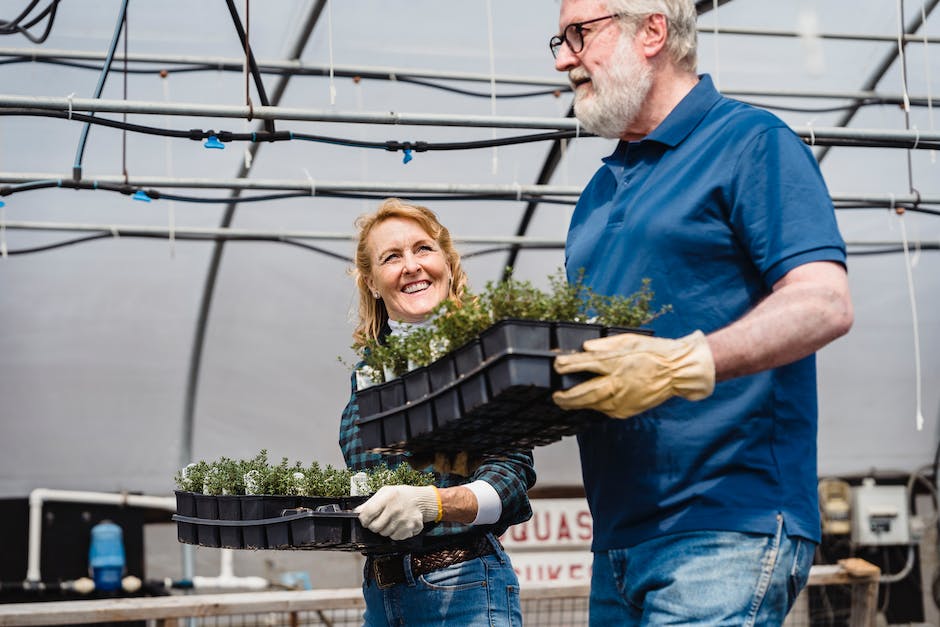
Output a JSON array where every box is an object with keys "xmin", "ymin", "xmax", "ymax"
[
  {"xmin": 356, "ymin": 485, "xmax": 442, "ymax": 541},
  {"xmin": 552, "ymin": 330, "xmax": 715, "ymax": 419}
]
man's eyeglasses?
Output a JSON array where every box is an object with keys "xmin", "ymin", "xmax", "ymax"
[{"xmin": 550, "ymin": 13, "xmax": 623, "ymax": 59}]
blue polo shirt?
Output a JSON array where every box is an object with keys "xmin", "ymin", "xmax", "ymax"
[{"xmin": 566, "ymin": 74, "xmax": 845, "ymax": 550}]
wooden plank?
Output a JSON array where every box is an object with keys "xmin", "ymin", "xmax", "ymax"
[
  {"xmin": 0, "ymin": 589, "xmax": 365, "ymax": 626},
  {"xmin": 0, "ymin": 560, "xmax": 882, "ymax": 627}
]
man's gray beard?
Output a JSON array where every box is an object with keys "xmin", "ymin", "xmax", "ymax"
[{"xmin": 573, "ymin": 38, "xmax": 652, "ymax": 139}]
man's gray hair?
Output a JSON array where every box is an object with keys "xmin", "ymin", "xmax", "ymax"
[{"xmin": 607, "ymin": 0, "xmax": 698, "ymax": 72}]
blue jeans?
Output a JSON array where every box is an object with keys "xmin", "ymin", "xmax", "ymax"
[
  {"xmin": 590, "ymin": 516, "xmax": 814, "ymax": 626},
  {"xmin": 361, "ymin": 534, "xmax": 522, "ymax": 626}
]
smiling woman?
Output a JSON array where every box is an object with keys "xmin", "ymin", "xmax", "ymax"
[
  {"xmin": 364, "ymin": 216, "xmax": 452, "ymax": 324},
  {"xmin": 339, "ymin": 197, "xmax": 536, "ymax": 627},
  {"xmin": 352, "ymin": 198, "xmax": 468, "ymax": 345}
]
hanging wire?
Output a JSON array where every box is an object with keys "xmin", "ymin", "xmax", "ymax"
[
  {"xmin": 72, "ymin": 0, "xmax": 129, "ymax": 182},
  {"xmin": 0, "ymin": 0, "xmax": 61, "ymax": 44},
  {"xmin": 894, "ymin": 0, "xmax": 926, "ymax": 432}
]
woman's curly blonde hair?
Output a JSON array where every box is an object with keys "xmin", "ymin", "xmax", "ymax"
[{"xmin": 352, "ymin": 198, "xmax": 467, "ymax": 346}]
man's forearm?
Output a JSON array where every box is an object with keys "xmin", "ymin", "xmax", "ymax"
[{"xmin": 707, "ymin": 261, "xmax": 853, "ymax": 381}]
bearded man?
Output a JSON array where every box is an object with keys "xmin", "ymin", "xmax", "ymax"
[{"xmin": 549, "ymin": 1, "xmax": 854, "ymax": 624}]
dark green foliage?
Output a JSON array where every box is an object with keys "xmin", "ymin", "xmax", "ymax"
[
  {"xmin": 351, "ymin": 268, "xmax": 671, "ymax": 382},
  {"xmin": 175, "ymin": 452, "xmax": 434, "ymax": 496}
]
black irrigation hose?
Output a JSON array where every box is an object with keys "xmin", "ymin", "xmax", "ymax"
[
  {"xmin": 6, "ymin": 106, "xmax": 940, "ymax": 153},
  {"xmin": 224, "ymin": 0, "xmax": 274, "ymax": 133},
  {"xmin": 1, "ymin": 230, "xmax": 354, "ymax": 261},
  {"xmin": 0, "ymin": 56, "xmax": 573, "ymax": 99},
  {"xmin": 395, "ymin": 76, "xmax": 564, "ymax": 99},
  {"xmin": 0, "ymin": 108, "xmax": 587, "ymax": 164},
  {"xmin": 72, "ymin": 0, "xmax": 128, "ymax": 181},
  {"xmin": 6, "ymin": 230, "xmax": 937, "ymax": 259},
  {"xmin": 848, "ymin": 244, "xmax": 940, "ymax": 255},
  {"xmin": 833, "ymin": 203, "xmax": 940, "ymax": 216},
  {"xmin": 0, "ymin": 0, "xmax": 60, "ymax": 44}
]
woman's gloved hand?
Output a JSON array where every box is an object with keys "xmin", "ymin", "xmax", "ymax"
[
  {"xmin": 356, "ymin": 485, "xmax": 442, "ymax": 540},
  {"xmin": 552, "ymin": 330, "xmax": 715, "ymax": 419}
]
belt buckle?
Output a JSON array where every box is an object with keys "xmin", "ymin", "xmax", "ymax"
[{"xmin": 372, "ymin": 554, "xmax": 401, "ymax": 590}]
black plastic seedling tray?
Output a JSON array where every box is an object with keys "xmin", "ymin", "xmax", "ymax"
[
  {"xmin": 173, "ymin": 492, "xmax": 426, "ymax": 552},
  {"xmin": 355, "ymin": 320, "xmax": 652, "ymax": 457}
]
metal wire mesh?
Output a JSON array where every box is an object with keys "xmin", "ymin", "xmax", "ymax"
[{"xmin": 164, "ymin": 584, "xmax": 864, "ymax": 627}]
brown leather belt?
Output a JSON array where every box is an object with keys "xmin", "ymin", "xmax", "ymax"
[{"xmin": 365, "ymin": 535, "xmax": 495, "ymax": 589}]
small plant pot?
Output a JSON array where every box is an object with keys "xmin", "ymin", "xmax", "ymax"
[
  {"xmin": 383, "ymin": 409, "xmax": 409, "ymax": 448},
  {"xmin": 554, "ymin": 321, "xmax": 604, "ymax": 350},
  {"xmin": 358, "ymin": 414, "xmax": 385, "ymax": 451},
  {"xmin": 401, "ymin": 367, "xmax": 435, "ymax": 438},
  {"xmin": 453, "ymin": 340, "xmax": 488, "ymax": 414},
  {"xmin": 356, "ymin": 387, "xmax": 382, "ymax": 420},
  {"xmin": 239, "ymin": 495, "xmax": 266, "ymax": 549},
  {"xmin": 403, "ymin": 367, "xmax": 430, "ymax": 401},
  {"xmin": 485, "ymin": 353, "xmax": 552, "ymax": 398},
  {"xmin": 174, "ymin": 491, "xmax": 198, "ymax": 545},
  {"xmin": 312, "ymin": 508, "xmax": 348, "ymax": 545},
  {"xmin": 263, "ymin": 496, "xmax": 297, "ymax": 549},
  {"xmin": 480, "ymin": 319, "xmax": 553, "ymax": 357},
  {"xmin": 428, "ymin": 356, "xmax": 461, "ymax": 428},
  {"xmin": 406, "ymin": 402, "xmax": 435, "ymax": 440},
  {"xmin": 194, "ymin": 494, "xmax": 221, "ymax": 548},
  {"xmin": 217, "ymin": 495, "xmax": 243, "ymax": 549},
  {"xmin": 554, "ymin": 322, "xmax": 605, "ymax": 390},
  {"xmin": 379, "ymin": 379, "xmax": 406, "ymax": 412}
]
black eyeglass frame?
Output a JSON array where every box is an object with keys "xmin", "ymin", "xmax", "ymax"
[{"xmin": 549, "ymin": 13, "xmax": 624, "ymax": 59}]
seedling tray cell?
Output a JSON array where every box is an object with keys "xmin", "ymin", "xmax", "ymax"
[
  {"xmin": 173, "ymin": 504, "xmax": 429, "ymax": 552},
  {"xmin": 383, "ymin": 409, "xmax": 409, "ymax": 447},
  {"xmin": 194, "ymin": 494, "xmax": 221, "ymax": 548},
  {"xmin": 240, "ymin": 495, "xmax": 266, "ymax": 549},
  {"xmin": 480, "ymin": 319, "xmax": 552, "ymax": 357},
  {"xmin": 554, "ymin": 322, "xmax": 605, "ymax": 390},
  {"xmin": 217, "ymin": 495, "xmax": 243, "ymax": 549},
  {"xmin": 353, "ymin": 320, "xmax": 653, "ymax": 458},
  {"xmin": 174, "ymin": 491, "xmax": 197, "ymax": 545},
  {"xmin": 356, "ymin": 387, "xmax": 382, "ymax": 420}
]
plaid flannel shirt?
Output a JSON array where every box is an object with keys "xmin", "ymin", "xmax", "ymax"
[{"xmin": 339, "ymin": 366, "xmax": 535, "ymax": 539}]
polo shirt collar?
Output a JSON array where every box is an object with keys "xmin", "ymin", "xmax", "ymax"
[{"xmin": 605, "ymin": 73, "xmax": 721, "ymax": 164}]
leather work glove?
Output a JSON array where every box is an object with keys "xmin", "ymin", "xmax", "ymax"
[
  {"xmin": 356, "ymin": 485, "xmax": 442, "ymax": 540},
  {"xmin": 552, "ymin": 330, "xmax": 716, "ymax": 419}
]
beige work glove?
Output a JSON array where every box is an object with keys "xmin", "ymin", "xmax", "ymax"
[
  {"xmin": 552, "ymin": 330, "xmax": 715, "ymax": 419},
  {"xmin": 356, "ymin": 485, "xmax": 442, "ymax": 540}
]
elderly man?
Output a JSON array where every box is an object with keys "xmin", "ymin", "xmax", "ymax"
[{"xmin": 550, "ymin": 1, "xmax": 853, "ymax": 624}]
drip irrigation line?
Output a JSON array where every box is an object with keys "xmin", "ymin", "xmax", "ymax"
[
  {"xmin": 743, "ymin": 98, "xmax": 894, "ymax": 114},
  {"xmin": 3, "ymin": 221, "xmax": 936, "ymax": 259},
  {"xmin": 0, "ymin": 178, "xmax": 580, "ymax": 206},
  {"xmin": 0, "ymin": 229, "xmax": 355, "ymax": 260},
  {"xmin": 72, "ymin": 0, "xmax": 129, "ymax": 182},
  {"xmin": 394, "ymin": 76, "xmax": 563, "ymax": 99},
  {"xmin": 0, "ymin": 0, "xmax": 60, "ymax": 44},
  {"xmin": 2, "ymin": 56, "xmax": 567, "ymax": 99},
  {"xmin": 0, "ymin": 109, "xmax": 587, "ymax": 160},
  {"xmin": 8, "ymin": 94, "xmax": 940, "ymax": 147},
  {"xmin": 223, "ymin": 0, "xmax": 274, "ymax": 133}
]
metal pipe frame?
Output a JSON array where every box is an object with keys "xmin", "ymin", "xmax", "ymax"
[
  {"xmin": 3, "ymin": 96, "xmax": 940, "ymax": 146},
  {"xmin": 1, "ymin": 220, "xmax": 936, "ymax": 252},
  {"xmin": 3, "ymin": 174, "xmax": 940, "ymax": 203}
]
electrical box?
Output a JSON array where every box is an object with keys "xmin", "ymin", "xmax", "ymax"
[{"xmin": 850, "ymin": 479, "xmax": 910, "ymax": 546}]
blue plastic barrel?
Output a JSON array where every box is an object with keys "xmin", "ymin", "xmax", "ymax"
[{"xmin": 88, "ymin": 521, "xmax": 126, "ymax": 592}]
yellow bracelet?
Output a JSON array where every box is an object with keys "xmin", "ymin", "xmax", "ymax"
[{"xmin": 431, "ymin": 485, "xmax": 444, "ymax": 523}]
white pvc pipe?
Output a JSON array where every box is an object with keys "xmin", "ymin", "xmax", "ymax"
[
  {"xmin": 191, "ymin": 549, "xmax": 268, "ymax": 590},
  {"xmin": 0, "ymin": 94, "xmax": 573, "ymax": 129},
  {"xmin": 27, "ymin": 488, "xmax": 175, "ymax": 583}
]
